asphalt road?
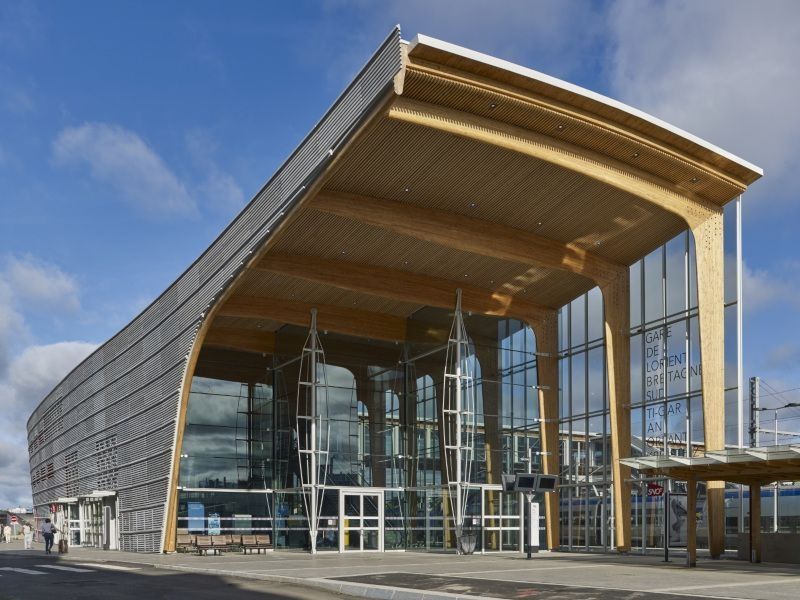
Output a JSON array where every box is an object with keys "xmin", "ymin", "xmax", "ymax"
[
  {"xmin": 0, "ymin": 552, "xmax": 347, "ymax": 600},
  {"xmin": 337, "ymin": 571, "xmax": 712, "ymax": 600}
]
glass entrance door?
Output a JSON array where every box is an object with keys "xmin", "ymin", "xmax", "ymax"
[{"xmin": 340, "ymin": 490, "xmax": 383, "ymax": 551}]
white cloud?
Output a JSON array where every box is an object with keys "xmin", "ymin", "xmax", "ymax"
[
  {"xmin": 0, "ymin": 279, "xmax": 26, "ymax": 375},
  {"xmin": 5, "ymin": 254, "xmax": 80, "ymax": 313},
  {"xmin": 185, "ymin": 129, "xmax": 245, "ymax": 213},
  {"xmin": 325, "ymin": 0, "xmax": 602, "ymax": 80},
  {"xmin": 607, "ymin": 0, "xmax": 800, "ymax": 201},
  {"xmin": 0, "ymin": 253, "xmax": 96, "ymax": 508},
  {"xmin": 764, "ymin": 343, "xmax": 800, "ymax": 371},
  {"xmin": 52, "ymin": 122, "xmax": 197, "ymax": 217},
  {"xmin": 7, "ymin": 341, "xmax": 98, "ymax": 414},
  {"xmin": 198, "ymin": 170, "xmax": 245, "ymax": 212},
  {"xmin": 0, "ymin": 340, "xmax": 97, "ymax": 508},
  {"xmin": 741, "ymin": 260, "xmax": 800, "ymax": 313}
]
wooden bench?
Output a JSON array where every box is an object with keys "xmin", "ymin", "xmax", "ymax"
[
  {"xmin": 211, "ymin": 534, "xmax": 240, "ymax": 553},
  {"xmin": 195, "ymin": 535, "xmax": 216, "ymax": 555},
  {"xmin": 242, "ymin": 534, "xmax": 272, "ymax": 554},
  {"xmin": 176, "ymin": 534, "xmax": 196, "ymax": 553}
]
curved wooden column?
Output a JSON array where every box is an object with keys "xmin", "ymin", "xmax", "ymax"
[
  {"xmin": 692, "ymin": 211, "xmax": 726, "ymax": 558},
  {"xmin": 529, "ymin": 312, "xmax": 560, "ymax": 550},
  {"xmin": 601, "ymin": 272, "xmax": 632, "ymax": 552}
]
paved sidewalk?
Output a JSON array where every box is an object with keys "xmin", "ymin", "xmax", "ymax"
[{"xmin": 3, "ymin": 541, "xmax": 799, "ymax": 600}]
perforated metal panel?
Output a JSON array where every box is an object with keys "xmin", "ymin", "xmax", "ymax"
[{"xmin": 26, "ymin": 28, "xmax": 402, "ymax": 553}]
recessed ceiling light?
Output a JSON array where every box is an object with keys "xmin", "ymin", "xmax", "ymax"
[
  {"xmin": 489, "ymin": 279, "xmax": 494, "ymax": 284},
  {"xmin": 690, "ymin": 177, "xmax": 699, "ymax": 183},
  {"xmin": 403, "ymin": 260, "xmax": 409, "ymax": 265},
  {"xmin": 632, "ymin": 152, "xmax": 640, "ymax": 159},
  {"xmin": 489, "ymin": 103, "xmax": 498, "ymax": 110},
  {"xmin": 404, "ymin": 187, "xmax": 411, "ymax": 193},
  {"xmin": 341, "ymin": 250, "xmax": 347, "ymax": 255},
  {"xmin": 463, "ymin": 274, "xmax": 468, "ymax": 278},
  {"xmin": 469, "ymin": 202, "xmax": 477, "ymax": 208},
  {"xmin": 595, "ymin": 240, "xmax": 602, "ymax": 246},
  {"xmin": 557, "ymin": 124, "xmax": 565, "ymax": 131},
  {"xmin": 537, "ymin": 221, "xmax": 543, "ymax": 226}
]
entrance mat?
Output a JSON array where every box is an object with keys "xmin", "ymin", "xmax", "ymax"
[{"xmin": 332, "ymin": 572, "xmax": 693, "ymax": 600}]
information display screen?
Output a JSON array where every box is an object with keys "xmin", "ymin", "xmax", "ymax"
[
  {"xmin": 514, "ymin": 474, "xmax": 537, "ymax": 492},
  {"xmin": 536, "ymin": 475, "xmax": 558, "ymax": 491}
]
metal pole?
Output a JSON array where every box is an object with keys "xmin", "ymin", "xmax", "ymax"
[
  {"xmin": 774, "ymin": 482, "xmax": 779, "ymax": 533},
  {"xmin": 749, "ymin": 377, "xmax": 760, "ymax": 447},
  {"xmin": 774, "ymin": 409, "xmax": 778, "ymax": 446},
  {"xmin": 663, "ymin": 486, "xmax": 670, "ymax": 562},
  {"xmin": 736, "ymin": 195, "xmax": 744, "ymax": 449},
  {"xmin": 774, "ymin": 409, "xmax": 779, "ymax": 533},
  {"xmin": 527, "ymin": 446, "xmax": 532, "ymax": 560},
  {"xmin": 453, "ymin": 289, "xmax": 463, "ymax": 554}
]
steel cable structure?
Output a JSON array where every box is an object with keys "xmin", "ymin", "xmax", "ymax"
[{"xmin": 441, "ymin": 290, "xmax": 477, "ymax": 553}]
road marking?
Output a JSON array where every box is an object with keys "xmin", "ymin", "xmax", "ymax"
[
  {"xmin": 441, "ymin": 564, "xmax": 606, "ymax": 576},
  {"xmin": 73, "ymin": 563, "xmax": 140, "ymax": 571},
  {"xmin": 235, "ymin": 559, "xmax": 492, "ymax": 573},
  {"xmin": 0, "ymin": 567, "xmax": 46, "ymax": 575},
  {"xmin": 36, "ymin": 564, "xmax": 94, "ymax": 573},
  {"xmin": 649, "ymin": 579, "xmax": 800, "ymax": 593}
]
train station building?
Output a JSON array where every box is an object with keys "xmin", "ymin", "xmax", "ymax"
[{"xmin": 28, "ymin": 29, "xmax": 773, "ymax": 557}]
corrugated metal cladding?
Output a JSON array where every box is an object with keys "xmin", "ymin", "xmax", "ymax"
[{"xmin": 25, "ymin": 28, "xmax": 403, "ymax": 553}]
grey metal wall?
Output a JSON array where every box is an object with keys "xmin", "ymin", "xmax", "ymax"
[{"xmin": 26, "ymin": 28, "xmax": 403, "ymax": 553}]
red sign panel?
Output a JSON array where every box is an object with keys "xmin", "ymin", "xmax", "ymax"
[
  {"xmin": 647, "ymin": 483, "xmax": 665, "ymax": 497},
  {"xmin": 50, "ymin": 504, "xmax": 57, "ymax": 514},
  {"xmin": 9, "ymin": 515, "xmax": 18, "ymax": 523}
]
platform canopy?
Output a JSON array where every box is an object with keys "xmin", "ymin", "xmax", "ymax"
[{"xmin": 621, "ymin": 444, "xmax": 800, "ymax": 485}]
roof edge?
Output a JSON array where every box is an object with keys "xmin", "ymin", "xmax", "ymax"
[{"xmin": 408, "ymin": 33, "xmax": 763, "ymax": 180}]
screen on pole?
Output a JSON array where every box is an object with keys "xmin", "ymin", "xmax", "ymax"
[
  {"xmin": 502, "ymin": 473, "xmax": 517, "ymax": 493},
  {"xmin": 535, "ymin": 474, "xmax": 558, "ymax": 491},
  {"xmin": 514, "ymin": 474, "xmax": 538, "ymax": 492}
]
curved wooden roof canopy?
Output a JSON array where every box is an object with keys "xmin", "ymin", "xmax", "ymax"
[{"xmin": 207, "ymin": 34, "xmax": 762, "ymax": 352}]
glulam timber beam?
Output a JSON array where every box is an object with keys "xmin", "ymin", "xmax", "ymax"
[
  {"xmin": 254, "ymin": 253, "xmax": 553, "ymax": 322},
  {"xmin": 692, "ymin": 212, "xmax": 726, "ymax": 558},
  {"xmin": 310, "ymin": 191, "xmax": 626, "ymax": 286},
  {"xmin": 601, "ymin": 272, "xmax": 632, "ymax": 552},
  {"xmin": 203, "ymin": 327, "xmax": 276, "ymax": 355},
  {"xmin": 528, "ymin": 311, "xmax": 560, "ymax": 550},
  {"xmin": 386, "ymin": 96, "xmax": 721, "ymax": 229},
  {"xmin": 218, "ymin": 296, "xmax": 407, "ymax": 343}
]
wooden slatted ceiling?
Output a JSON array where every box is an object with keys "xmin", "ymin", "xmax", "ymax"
[
  {"xmin": 211, "ymin": 316, "xmax": 284, "ymax": 332},
  {"xmin": 400, "ymin": 68, "xmax": 745, "ymax": 203},
  {"xmin": 233, "ymin": 270, "xmax": 419, "ymax": 317},
  {"xmin": 267, "ymin": 210, "xmax": 594, "ymax": 309},
  {"xmin": 322, "ymin": 118, "xmax": 688, "ymax": 266},
  {"xmin": 406, "ymin": 39, "xmax": 760, "ymax": 186}
]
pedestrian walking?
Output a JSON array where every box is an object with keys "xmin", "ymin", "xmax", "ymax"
[
  {"xmin": 2, "ymin": 524, "xmax": 10, "ymax": 543},
  {"xmin": 22, "ymin": 523, "xmax": 32, "ymax": 549},
  {"xmin": 41, "ymin": 519, "xmax": 57, "ymax": 554}
]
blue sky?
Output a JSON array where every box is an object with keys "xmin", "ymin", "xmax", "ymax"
[{"xmin": 1, "ymin": 0, "xmax": 799, "ymax": 507}]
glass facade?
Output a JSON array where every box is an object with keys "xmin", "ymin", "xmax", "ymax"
[
  {"xmin": 176, "ymin": 311, "xmax": 542, "ymax": 552},
  {"xmin": 175, "ymin": 203, "xmax": 750, "ymax": 554},
  {"xmin": 557, "ymin": 200, "xmax": 743, "ymax": 551}
]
